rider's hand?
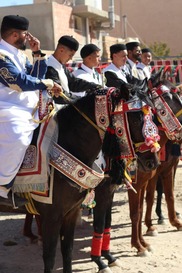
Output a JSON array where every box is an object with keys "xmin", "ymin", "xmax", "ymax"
[
  {"xmin": 27, "ymin": 32, "xmax": 40, "ymax": 52},
  {"xmin": 50, "ymin": 82, "xmax": 63, "ymax": 98}
]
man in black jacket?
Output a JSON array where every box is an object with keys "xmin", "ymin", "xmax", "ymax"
[
  {"xmin": 103, "ymin": 43, "xmax": 128, "ymax": 88},
  {"xmin": 46, "ymin": 36, "xmax": 100, "ymax": 104}
]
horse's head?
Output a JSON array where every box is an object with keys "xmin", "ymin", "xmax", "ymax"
[
  {"xmin": 148, "ymin": 70, "xmax": 182, "ymax": 142},
  {"xmin": 101, "ymin": 84, "xmax": 161, "ymax": 175},
  {"xmin": 127, "ymin": 109, "xmax": 160, "ymax": 172}
]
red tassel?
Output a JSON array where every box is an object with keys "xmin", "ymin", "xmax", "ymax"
[
  {"xmin": 102, "ymin": 228, "xmax": 111, "ymax": 251},
  {"xmin": 91, "ymin": 232, "xmax": 103, "ymax": 256}
]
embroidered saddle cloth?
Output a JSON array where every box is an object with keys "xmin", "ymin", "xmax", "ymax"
[{"xmin": 13, "ymin": 116, "xmax": 57, "ymax": 194}]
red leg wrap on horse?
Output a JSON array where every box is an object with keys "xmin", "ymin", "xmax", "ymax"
[
  {"xmin": 91, "ymin": 232, "xmax": 103, "ymax": 256},
  {"xmin": 102, "ymin": 228, "xmax": 111, "ymax": 251}
]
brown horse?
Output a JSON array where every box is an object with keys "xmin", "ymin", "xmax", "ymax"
[
  {"xmin": 144, "ymin": 140, "xmax": 181, "ymax": 235},
  {"xmin": 128, "ymin": 76, "xmax": 182, "ymax": 256}
]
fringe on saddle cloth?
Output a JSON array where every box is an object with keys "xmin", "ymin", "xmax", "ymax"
[{"xmin": 12, "ymin": 116, "xmax": 58, "ymax": 194}]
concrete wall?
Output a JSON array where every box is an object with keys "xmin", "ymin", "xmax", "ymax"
[
  {"xmin": 121, "ymin": 0, "xmax": 182, "ymax": 56},
  {"xmin": 103, "ymin": 0, "xmax": 182, "ymax": 56}
]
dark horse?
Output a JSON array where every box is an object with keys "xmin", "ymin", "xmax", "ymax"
[
  {"xmin": 90, "ymin": 84, "xmax": 162, "ymax": 272},
  {"xmin": 14, "ymin": 84, "xmax": 159, "ymax": 273},
  {"xmin": 90, "ymin": 71, "xmax": 182, "ymax": 273}
]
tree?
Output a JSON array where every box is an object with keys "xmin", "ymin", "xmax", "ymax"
[{"xmin": 149, "ymin": 42, "xmax": 170, "ymax": 58}]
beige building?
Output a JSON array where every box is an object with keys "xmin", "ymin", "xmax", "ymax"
[{"xmin": 0, "ymin": 0, "xmax": 181, "ymax": 60}]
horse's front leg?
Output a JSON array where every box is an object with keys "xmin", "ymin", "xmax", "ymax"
[
  {"xmin": 101, "ymin": 203, "xmax": 122, "ymax": 267},
  {"xmin": 128, "ymin": 179, "xmax": 150, "ymax": 256},
  {"xmin": 91, "ymin": 181, "xmax": 117, "ymax": 272},
  {"xmin": 41, "ymin": 215, "xmax": 61, "ymax": 273},
  {"xmin": 138, "ymin": 185, "xmax": 153, "ymax": 251},
  {"xmin": 60, "ymin": 206, "xmax": 81, "ymax": 273},
  {"xmin": 128, "ymin": 186, "xmax": 146, "ymax": 255},
  {"xmin": 145, "ymin": 175, "xmax": 160, "ymax": 235}
]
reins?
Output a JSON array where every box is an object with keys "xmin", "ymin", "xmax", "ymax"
[
  {"xmin": 32, "ymin": 90, "xmax": 105, "ymax": 135},
  {"xmin": 60, "ymin": 91, "xmax": 105, "ymax": 134}
]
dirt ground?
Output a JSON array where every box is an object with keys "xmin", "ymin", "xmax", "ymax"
[{"xmin": 0, "ymin": 162, "xmax": 182, "ymax": 273}]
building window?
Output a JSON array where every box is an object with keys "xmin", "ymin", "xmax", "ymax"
[{"xmin": 74, "ymin": 16, "xmax": 82, "ymax": 32}]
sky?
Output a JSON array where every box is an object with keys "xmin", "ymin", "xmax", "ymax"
[{"xmin": 0, "ymin": 0, "xmax": 33, "ymax": 7}]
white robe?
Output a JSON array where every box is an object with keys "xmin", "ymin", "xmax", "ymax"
[
  {"xmin": 0, "ymin": 41, "xmax": 39, "ymax": 186},
  {"xmin": 103, "ymin": 62, "xmax": 128, "ymax": 83},
  {"xmin": 73, "ymin": 63, "xmax": 102, "ymax": 97}
]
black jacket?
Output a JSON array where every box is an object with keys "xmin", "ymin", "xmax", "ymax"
[{"xmin": 46, "ymin": 65, "xmax": 100, "ymax": 104}]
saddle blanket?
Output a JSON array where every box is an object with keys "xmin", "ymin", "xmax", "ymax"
[{"xmin": 12, "ymin": 116, "xmax": 58, "ymax": 195}]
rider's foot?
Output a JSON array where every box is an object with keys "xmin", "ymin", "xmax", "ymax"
[{"xmin": 0, "ymin": 191, "xmax": 28, "ymax": 208}]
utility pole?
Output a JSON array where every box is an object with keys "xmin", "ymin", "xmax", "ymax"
[{"xmin": 122, "ymin": 15, "xmax": 127, "ymax": 38}]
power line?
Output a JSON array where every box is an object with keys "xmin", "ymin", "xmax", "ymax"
[{"xmin": 126, "ymin": 17, "xmax": 159, "ymax": 58}]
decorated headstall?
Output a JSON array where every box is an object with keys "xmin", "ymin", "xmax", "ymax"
[
  {"xmin": 149, "ymin": 84, "xmax": 182, "ymax": 141},
  {"xmin": 95, "ymin": 88, "xmax": 160, "ymax": 158},
  {"xmin": 95, "ymin": 87, "xmax": 160, "ymax": 187}
]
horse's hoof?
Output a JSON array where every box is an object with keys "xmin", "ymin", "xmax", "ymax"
[
  {"xmin": 177, "ymin": 226, "xmax": 182, "ymax": 231},
  {"xmin": 146, "ymin": 229, "xmax": 158, "ymax": 236},
  {"xmin": 98, "ymin": 267, "xmax": 113, "ymax": 273},
  {"xmin": 137, "ymin": 249, "xmax": 150, "ymax": 257},
  {"xmin": 146, "ymin": 245, "xmax": 154, "ymax": 253},
  {"xmin": 109, "ymin": 259, "xmax": 122, "ymax": 268},
  {"xmin": 158, "ymin": 218, "xmax": 166, "ymax": 225}
]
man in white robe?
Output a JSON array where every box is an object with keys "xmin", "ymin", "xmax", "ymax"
[
  {"xmin": 73, "ymin": 43, "xmax": 102, "ymax": 89},
  {"xmin": 0, "ymin": 15, "xmax": 62, "ymax": 207},
  {"xmin": 46, "ymin": 36, "xmax": 100, "ymax": 105},
  {"xmin": 137, "ymin": 48, "xmax": 152, "ymax": 80},
  {"xmin": 103, "ymin": 43, "xmax": 128, "ymax": 87}
]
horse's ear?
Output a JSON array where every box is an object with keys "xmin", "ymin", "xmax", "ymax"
[{"xmin": 150, "ymin": 67, "xmax": 164, "ymax": 87}]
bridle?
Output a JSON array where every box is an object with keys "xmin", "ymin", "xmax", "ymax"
[
  {"xmin": 95, "ymin": 88, "xmax": 161, "ymax": 158},
  {"xmin": 149, "ymin": 83, "xmax": 182, "ymax": 141}
]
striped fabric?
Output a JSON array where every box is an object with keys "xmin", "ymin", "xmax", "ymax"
[{"xmin": 66, "ymin": 60, "xmax": 182, "ymax": 85}]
